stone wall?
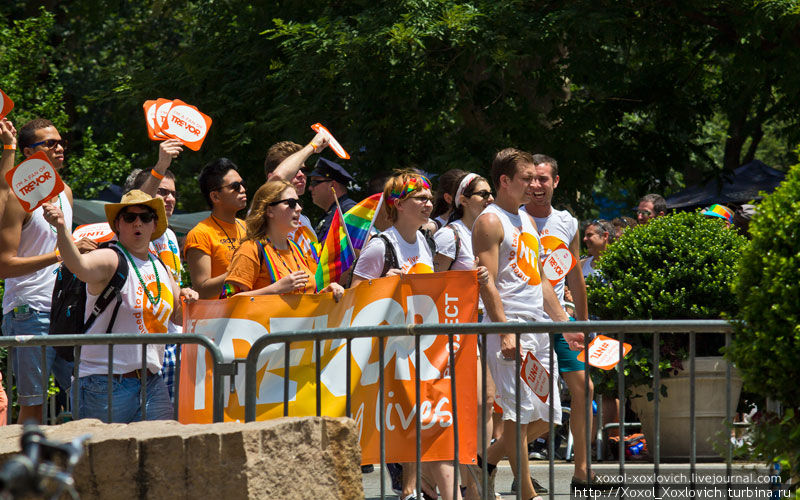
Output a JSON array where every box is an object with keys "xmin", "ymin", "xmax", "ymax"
[{"xmin": 0, "ymin": 417, "xmax": 363, "ymax": 499}]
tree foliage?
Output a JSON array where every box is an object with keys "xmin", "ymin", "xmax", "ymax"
[{"xmin": 2, "ymin": 1, "xmax": 800, "ymax": 214}]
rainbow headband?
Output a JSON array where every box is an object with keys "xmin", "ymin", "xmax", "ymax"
[
  {"xmin": 387, "ymin": 175, "xmax": 431, "ymax": 206},
  {"xmin": 701, "ymin": 204, "xmax": 734, "ymax": 223}
]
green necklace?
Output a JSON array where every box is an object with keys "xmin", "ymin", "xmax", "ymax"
[{"xmin": 117, "ymin": 242, "xmax": 162, "ymax": 309}]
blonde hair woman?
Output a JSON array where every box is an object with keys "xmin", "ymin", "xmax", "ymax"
[{"xmin": 223, "ymin": 180, "xmax": 343, "ymax": 299}]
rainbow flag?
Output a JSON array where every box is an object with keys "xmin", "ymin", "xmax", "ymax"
[
  {"xmin": 315, "ymin": 206, "xmax": 356, "ymax": 290},
  {"xmin": 343, "ymin": 193, "xmax": 383, "ymax": 251}
]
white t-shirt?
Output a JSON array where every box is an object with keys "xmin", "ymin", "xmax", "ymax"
[
  {"xmin": 79, "ymin": 249, "xmax": 175, "ymax": 377},
  {"xmin": 528, "ymin": 207, "xmax": 578, "ymax": 305},
  {"xmin": 433, "ymin": 219, "xmax": 475, "ymax": 271},
  {"xmin": 475, "ymin": 204, "xmax": 547, "ymax": 321},
  {"xmin": 353, "ymin": 226, "xmax": 434, "ymax": 279},
  {"xmin": 2, "ymin": 192, "xmax": 72, "ymax": 314},
  {"xmin": 149, "ymin": 228, "xmax": 182, "ymax": 282}
]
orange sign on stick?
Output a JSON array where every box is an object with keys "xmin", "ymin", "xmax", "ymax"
[
  {"xmin": 311, "ymin": 123, "xmax": 350, "ymax": 159},
  {"xmin": 161, "ymin": 99, "xmax": 212, "ymax": 151},
  {"xmin": 576, "ymin": 334, "xmax": 632, "ymax": 370},
  {"xmin": 0, "ymin": 88, "xmax": 13, "ymax": 120},
  {"xmin": 73, "ymin": 223, "xmax": 115, "ymax": 243},
  {"xmin": 5, "ymin": 152, "xmax": 65, "ymax": 212}
]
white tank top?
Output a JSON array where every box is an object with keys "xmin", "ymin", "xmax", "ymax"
[
  {"xmin": 79, "ymin": 249, "xmax": 175, "ymax": 377},
  {"xmin": 2, "ymin": 192, "xmax": 72, "ymax": 314},
  {"xmin": 528, "ymin": 207, "xmax": 578, "ymax": 304},
  {"xmin": 477, "ymin": 204, "xmax": 546, "ymax": 320},
  {"xmin": 149, "ymin": 228, "xmax": 182, "ymax": 282}
]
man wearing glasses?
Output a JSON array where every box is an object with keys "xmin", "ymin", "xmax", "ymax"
[
  {"xmin": 636, "ymin": 193, "xmax": 667, "ymax": 224},
  {"xmin": 184, "ymin": 158, "xmax": 248, "ymax": 298},
  {"xmin": 0, "ymin": 118, "xmax": 96, "ymax": 423},
  {"xmin": 308, "ymin": 158, "xmax": 356, "ymax": 241}
]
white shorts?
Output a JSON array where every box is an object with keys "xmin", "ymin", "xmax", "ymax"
[{"xmin": 485, "ymin": 317, "xmax": 561, "ymax": 425}]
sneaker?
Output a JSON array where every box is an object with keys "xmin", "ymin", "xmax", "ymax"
[
  {"xmin": 387, "ymin": 463, "xmax": 403, "ymax": 495},
  {"xmin": 570, "ymin": 474, "xmax": 621, "ymax": 492},
  {"xmin": 510, "ymin": 476, "xmax": 549, "ymax": 494}
]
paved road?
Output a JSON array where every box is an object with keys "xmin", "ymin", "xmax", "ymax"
[{"xmin": 363, "ymin": 461, "xmax": 783, "ymax": 499}]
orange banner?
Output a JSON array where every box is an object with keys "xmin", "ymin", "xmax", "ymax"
[{"xmin": 179, "ymin": 271, "xmax": 479, "ymax": 464}]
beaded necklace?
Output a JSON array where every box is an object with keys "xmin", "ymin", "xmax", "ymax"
[
  {"xmin": 48, "ymin": 194, "xmax": 64, "ymax": 233},
  {"xmin": 210, "ymin": 214, "xmax": 245, "ymax": 251},
  {"xmin": 117, "ymin": 242, "xmax": 162, "ymax": 309}
]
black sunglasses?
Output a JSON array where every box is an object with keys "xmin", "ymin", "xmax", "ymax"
[
  {"xmin": 28, "ymin": 138, "xmax": 68, "ymax": 150},
  {"xmin": 120, "ymin": 210, "xmax": 157, "ymax": 224},
  {"xmin": 269, "ymin": 198, "xmax": 302, "ymax": 209},
  {"xmin": 214, "ymin": 181, "xmax": 245, "ymax": 192},
  {"xmin": 309, "ymin": 178, "xmax": 333, "ymax": 188},
  {"xmin": 156, "ymin": 187, "xmax": 177, "ymax": 199},
  {"xmin": 471, "ymin": 190, "xmax": 493, "ymax": 200}
]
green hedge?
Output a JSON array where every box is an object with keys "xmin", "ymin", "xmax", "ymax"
[
  {"xmin": 587, "ymin": 211, "xmax": 746, "ymax": 395},
  {"xmin": 728, "ymin": 161, "xmax": 800, "ymax": 486}
]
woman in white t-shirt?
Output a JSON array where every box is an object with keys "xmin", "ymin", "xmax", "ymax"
[{"xmin": 351, "ymin": 171, "xmax": 461, "ymax": 500}]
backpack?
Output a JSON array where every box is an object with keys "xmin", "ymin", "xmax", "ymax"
[
  {"xmin": 443, "ymin": 224, "xmax": 461, "ymax": 271},
  {"xmin": 377, "ymin": 229, "xmax": 437, "ymax": 277},
  {"xmin": 49, "ymin": 242, "xmax": 128, "ymax": 361}
]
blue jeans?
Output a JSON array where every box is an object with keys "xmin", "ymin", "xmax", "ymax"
[
  {"xmin": 1, "ymin": 309, "xmax": 73, "ymax": 406},
  {"xmin": 76, "ymin": 373, "xmax": 174, "ymax": 423}
]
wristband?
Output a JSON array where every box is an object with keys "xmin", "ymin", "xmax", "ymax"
[
  {"xmin": 150, "ymin": 169, "xmax": 165, "ymax": 180},
  {"xmin": 3, "ymin": 144, "xmax": 15, "ymax": 151},
  {"xmin": 308, "ymin": 141, "xmax": 320, "ymax": 153},
  {"xmin": 55, "ymin": 249, "xmax": 62, "ymax": 262}
]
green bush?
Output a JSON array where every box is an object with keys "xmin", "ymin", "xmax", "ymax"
[
  {"xmin": 587, "ymin": 211, "xmax": 747, "ymax": 396},
  {"xmin": 728, "ymin": 161, "xmax": 800, "ymax": 486}
]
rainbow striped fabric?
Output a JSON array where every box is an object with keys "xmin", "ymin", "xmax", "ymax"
[
  {"xmin": 343, "ymin": 193, "xmax": 382, "ymax": 250},
  {"xmin": 315, "ymin": 207, "xmax": 356, "ymax": 290},
  {"xmin": 701, "ymin": 204, "xmax": 734, "ymax": 223}
]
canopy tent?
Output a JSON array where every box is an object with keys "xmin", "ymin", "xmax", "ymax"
[
  {"xmin": 73, "ymin": 199, "xmax": 210, "ymax": 237},
  {"xmin": 666, "ymin": 160, "xmax": 786, "ymax": 209}
]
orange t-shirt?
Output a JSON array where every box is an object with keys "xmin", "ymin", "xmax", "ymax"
[
  {"xmin": 226, "ymin": 239, "xmax": 316, "ymax": 294},
  {"xmin": 183, "ymin": 216, "xmax": 246, "ymax": 278}
]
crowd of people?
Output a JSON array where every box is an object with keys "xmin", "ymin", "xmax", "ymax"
[{"xmin": 0, "ymin": 113, "xmax": 752, "ymax": 500}]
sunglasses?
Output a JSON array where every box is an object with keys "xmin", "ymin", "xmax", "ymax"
[
  {"xmin": 214, "ymin": 181, "xmax": 245, "ymax": 192},
  {"xmin": 636, "ymin": 209, "xmax": 653, "ymax": 216},
  {"xmin": 470, "ymin": 190, "xmax": 493, "ymax": 200},
  {"xmin": 309, "ymin": 178, "xmax": 333, "ymax": 188},
  {"xmin": 156, "ymin": 187, "xmax": 177, "ymax": 199},
  {"xmin": 408, "ymin": 195, "xmax": 433, "ymax": 204},
  {"xmin": 28, "ymin": 138, "xmax": 68, "ymax": 150},
  {"xmin": 269, "ymin": 198, "xmax": 302, "ymax": 209},
  {"xmin": 119, "ymin": 211, "xmax": 157, "ymax": 224}
]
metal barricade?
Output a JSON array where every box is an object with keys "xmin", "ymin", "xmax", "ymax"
[
  {"xmin": 0, "ymin": 334, "xmax": 227, "ymax": 424},
  {"xmin": 242, "ymin": 320, "xmax": 737, "ymax": 500}
]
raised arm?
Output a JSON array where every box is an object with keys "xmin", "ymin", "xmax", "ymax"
[
  {"xmin": 41, "ymin": 202, "xmax": 116, "ymax": 291},
  {"xmin": 268, "ymin": 132, "xmax": 329, "ymax": 183},
  {"xmin": 140, "ymin": 139, "xmax": 183, "ymax": 197}
]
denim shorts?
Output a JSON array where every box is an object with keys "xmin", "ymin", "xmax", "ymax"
[
  {"xmin": 1, "ymin": 309, "xmax": 73, "ymax": 406},
  {"xmin": 76, "ymin": 373, "xmax": 174, "ymax": 423}
]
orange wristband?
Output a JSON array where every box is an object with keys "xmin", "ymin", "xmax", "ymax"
[
  {"xmin": 55, "ymin": 249, "xmax": 62, "ymax": 262},
  {"xmin": 150, "ymin": 169, "xmax": 165, "ymax": 180},
  {"xmin": 3, "ymin": 144, "xmax": 15, "ymax": 150}
]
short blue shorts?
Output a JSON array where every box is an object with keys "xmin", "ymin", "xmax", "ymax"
[{"xmin": 553, "ymin": 333, "xmax": 589, "ymax": 373}]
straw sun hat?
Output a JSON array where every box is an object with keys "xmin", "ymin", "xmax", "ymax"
[{"xmin": 104, "ymin": 189, "xmax": 168, "ymax": 241}]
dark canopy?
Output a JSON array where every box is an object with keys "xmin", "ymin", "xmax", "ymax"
[{"xmin": 666, "ymin": 160, "xmax": 786, "ymax": 209}]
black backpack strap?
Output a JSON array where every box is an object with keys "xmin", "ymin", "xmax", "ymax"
[
  {"xmin": 445, "ymin": 225, "xmax": 461, "ymax": 271},
  {"xmin": 83, "ymin": 244, "xmax": 129, "ymax": 332},
  {"xmin": 421, "ymin": 228, "xmax": 437, "ymax": 256},
  {"xmin": 377, "ymin": 233, "xmax": 399, "ymax": 278}
]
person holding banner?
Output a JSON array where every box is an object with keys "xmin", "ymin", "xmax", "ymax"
[
  {"xmin": 184, "ymin": 158, "xmax": 247, "ymax": 298},
  {"xmin": 351, "ymin": 171, "xmax": 460, "ymax": 500},
  {"xmin": 42, "ymin": 190, "xmax": 196, "ymax": 422},
  {"xmin": 472, "ymin": 148, "xmax": 584, "ymax": 500},
  {"xmin": 0, "ymin": 118, "xmax": 96, "ymax": 423},
  {"xmin": 223, "ymin": 180, "xmax": 343, "ymax": 299}
]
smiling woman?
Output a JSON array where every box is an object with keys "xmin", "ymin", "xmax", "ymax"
[{"xmin": 223, "ymin": 180, "xmax": 344, "ymax": 300}]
